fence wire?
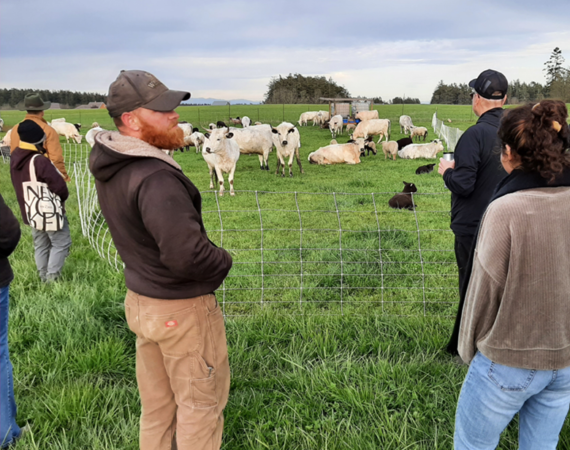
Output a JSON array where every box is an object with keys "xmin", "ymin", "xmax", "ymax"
[
  {"xmin": 75, "ymin": 162, "xmax": 458, "ymax": 317},
  {"xmin": 432, "ymin": 113, "xmax": 464, "ymax": 152}
]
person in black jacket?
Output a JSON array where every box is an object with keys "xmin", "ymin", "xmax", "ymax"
[
  {"xmin": 438, "ymin": 70, "xmax": 508, "ymax": 354},
  {"xmin": 0, "ymin": 194, "xmax": 22, "ymax": 447},
  {"xmin": 10, "ymin": 120, "xmax": 71, "ymax": 283}
]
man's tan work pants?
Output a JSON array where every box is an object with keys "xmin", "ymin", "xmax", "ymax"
[{"xmin": 125, "ymin": 290, "xmax": 230, "ymax": 450}]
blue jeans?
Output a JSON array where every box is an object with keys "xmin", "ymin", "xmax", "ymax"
[
  {"xmin": 455, "ymin": 352, "xmax": 570, "ymax": 449},
  {"xmin": 0, "ymin": 285, "xmax": 20, "ymax": 448}
]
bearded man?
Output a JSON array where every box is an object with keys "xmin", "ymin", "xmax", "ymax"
[{"xmin": 89, "ymin": 70, "xmax": 232, "ymax": 450}]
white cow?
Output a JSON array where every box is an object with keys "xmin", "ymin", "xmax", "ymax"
[
  {"xmin": 399, "ymin": 115, "xmax": 414, "ymax": 134},
  {"xmin": 329, "ymin": 114, "xmax": 343, "ymax": 138},
  {"xmin": 398, "ymin": 139, "xmax": 444, "ymax": 159},
  {"xmin": 202, "ymin": 128, "xmax": 240, "ymax": 196},
  {"xmin": 51, "ymin": 118, "xmax": 66, "ymax": 123},
  {"xmin": 189, "ymin": 131, "xmax": 206, "ymax": 154},
  {"xmin": 51, "ymin": 121, "xmax": 82, "ymax": 144},
  {"xmin": 352, "ymin": 119, "xmax": 391, "ymax": 143},
  {"xmin": 0, "ymin": 118, "xmax": 4, "ymax": 132},
  {"xmin": 270, "ymin": 122, "xmax": 303, "ymax": 177},
  {"xmin": 241, "ymin": 116, "xmax": 251, "ymax": 127},
  {"xmin": 86, "ymin": 127, "xmax": 104, "ymax": 148},
  {"xmin": 298, "ymin": 111, "xmax": 319, "ymax": 126},
  {"xmin": 315, "ymin": 110, "xmax": 331, "ymax": 126},
  {"xmin": 355, "ymin": 110, "xmax": 379, "ymax": 121},
  {"xmin": 307, "ymin": 139, "xmax": 367, "ymax": 165},
  {"xmin": 229, "ymin": 124, "xmax": 274, "ymax": 170}
]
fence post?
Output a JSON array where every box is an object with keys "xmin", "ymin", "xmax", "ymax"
[
  {"xmin": 198, "ymin": 108, "xmax": 201, "ymax": 126},
  {"xmin": 282, "ymin": 103, "xmax": 285, "ymax": 121}
]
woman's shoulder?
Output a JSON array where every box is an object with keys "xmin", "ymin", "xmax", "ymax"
[{"xmin": 485, "ymin": 187, "xmax": 570, "ymax": 223}]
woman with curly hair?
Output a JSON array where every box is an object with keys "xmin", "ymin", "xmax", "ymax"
[{"xmin": 454, "ymin": 100, "xmax": 570, "ymax": 449}]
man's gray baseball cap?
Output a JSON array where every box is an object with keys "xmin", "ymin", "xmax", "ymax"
[{"xmin": 107, "ymin": 70, "xmax": 190, "ymax": 118}]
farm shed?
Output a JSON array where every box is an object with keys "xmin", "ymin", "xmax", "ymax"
[
  {"xmin": 319, "ymin": 98, "xmax": 374, "ymax": 123},
  {"xmin": 75, "ymin": 102, "xmax": 106, "ymax": 110},
  {"xmin": 212, "ymin": 100, "xmax": 230, "ymax": 106}
]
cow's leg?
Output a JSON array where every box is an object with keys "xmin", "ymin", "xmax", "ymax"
[
  {"xmin": 208, "ymin": 165, "xmax": 215, "ymax": 189},
  {"xmin": 215, "ymin": 166, "xmax": 225, "ymax": 196},
  {"xmin": 275, "ymin": 156, "xmax": 281, "ymax": 175},
  {"xmin": 287, "ymin": 152, "xmax": 295, "ymax": 177},
  {"xmin": 295, "ymin": 147, "xmax": 304, "ymax": 174},
  {"xmin": 228, "ymin": 164, "xmax": 237, "ymax": 196},
  {"xmin": 264, "ymin": 150, "xmax": 270, "ymax": 171},
  {"xmin": 258, "ymin": 154, "xmax": 264, "ymax": 170}
]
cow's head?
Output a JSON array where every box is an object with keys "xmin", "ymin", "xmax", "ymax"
[
  {"xmin": 271, "ymin": 123, "xmax": 297, "ymax": 147},
  {"xmin": 203, "ymin": 128, "xmax": 233, "ymax": 154}
]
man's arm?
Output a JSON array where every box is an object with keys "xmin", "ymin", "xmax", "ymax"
[
  {"xmin": 44, "ymin": 127, "xmax": 71, "ymax": 182},
  {"xmin": 137, "ymin": 170, "xmax": 232, "ymax": 281},
  {"xmin": 35, "ymin": 156, "xmax": 69, "ymax": 202},
  {"xmin": 441, "ymin": 130, "xmax": 481, "ymax": 197},
  {"xmin": 0, "ymin": 194, "xmax": 21, "ymax": 260}
]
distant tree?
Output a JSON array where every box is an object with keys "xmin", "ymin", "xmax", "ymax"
[
  {"xmin": 264, "ymin": 74, "xmax": 350, "ymax": 104},
  {"xmin": 430, "ymin": 82, "xmax": 471, "ymax": 104},
  {"xmin": 0, "ymin": 88, "xmax": 106, "ymax": 108},
  {"xmin": 550, "ymin": 66, "xmax": 570, "ymax": 102},
  {"xmin": 372, "ymin": 97, "xmax": 386, "ymax": 104},
  {"xmin": 391, "ymin": 96, "xmax": 420, "ymax": 104},
  {"xmin": 544, "ymin": 47, "xmax": 566, "ymax": 90}
]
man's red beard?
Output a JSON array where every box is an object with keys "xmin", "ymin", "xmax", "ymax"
[{"xmin": 138, "ymin": 116, "xmax": 184, "ymax": 150}]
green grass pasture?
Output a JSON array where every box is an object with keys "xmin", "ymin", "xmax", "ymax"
[{"xmin": 3, "ymin": 105, "xmax": 570, "ymax": 448}]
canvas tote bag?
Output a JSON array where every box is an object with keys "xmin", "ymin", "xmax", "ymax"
[{"xmin": 23, "ymin": 154, "xmax": 64, "ymax": 231}]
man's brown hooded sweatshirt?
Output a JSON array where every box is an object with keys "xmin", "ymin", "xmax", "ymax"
[
  {"xmin": 89, "ymin": 131, "xmax": 232, "ymax": 300},
  {"xmin": 10, "ymin": 114, "xmax": 71, "ymax": 181}
]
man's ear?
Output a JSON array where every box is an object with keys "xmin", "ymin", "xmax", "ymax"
[{"xmin": 122, "ymin": 111, "xmax": 141, "ymax": 131}]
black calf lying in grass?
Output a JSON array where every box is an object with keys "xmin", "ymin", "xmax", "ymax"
[
  {"xmin": 396, "ymin": 137, "xmax": 413, "ymax": 150},
  {"xmin": 415, "ymin": 163, "xmax": 435, "ymax": 175},
  {"xmin": 388, "ymin": 181, "xmax": 417, "ymax": 210}
]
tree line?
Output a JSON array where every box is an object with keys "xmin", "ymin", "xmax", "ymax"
[
  {"xmin": 0, "ymin": 88, "xmax": 107, "ymax": 109},
  {"xmin": 430, "ymin": 48, "xmax": 570, "ymax": 104},
  {"xmin": 429, "ymin": 80, "xmax": 549, "ymax": 105}
]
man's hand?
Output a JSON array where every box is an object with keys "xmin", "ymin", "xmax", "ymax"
[{"xmin": 438, "ymin": 158, "xmax": 455, "ymax": 176}]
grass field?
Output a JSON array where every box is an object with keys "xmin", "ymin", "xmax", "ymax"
[{"xmin": 2, "ymin": 104, "xmax": 570, "ymax": 449}]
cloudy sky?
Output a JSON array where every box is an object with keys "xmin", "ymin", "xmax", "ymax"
[{"xmin": 1, "ymin": 0, "xmax": 568, "ymax": 103}]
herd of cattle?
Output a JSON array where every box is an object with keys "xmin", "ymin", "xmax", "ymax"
[{"xmin": 0, "ymin": 110, "xmax": 444, "ymax": 207}]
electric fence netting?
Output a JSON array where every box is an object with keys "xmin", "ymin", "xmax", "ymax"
[
  {"xmin": 74, "ymin": 161, "xmax": 459, "ymax": 317},
  {"xmin": 1, "ymin": 143, "xmax": 90, "ymax": 168},
  {"xmin": 432, "ymin": 113, "xmax": 464, "ymax": 152}
]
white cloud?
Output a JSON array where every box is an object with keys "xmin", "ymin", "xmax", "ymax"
[{"xmin": 1, "ymin": 0, "xmax": 568, "ymax": 102}]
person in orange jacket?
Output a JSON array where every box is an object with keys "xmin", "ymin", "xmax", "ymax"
[{"xmin": 10, "ymin": 93, "xmax": 71, "ymax": 182}]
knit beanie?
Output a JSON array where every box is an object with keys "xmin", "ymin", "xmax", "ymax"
[{"xmin": 18, "ymin": 120, "xmax": 46, "ymax": 145}]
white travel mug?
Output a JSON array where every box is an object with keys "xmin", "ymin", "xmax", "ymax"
[{"xmin": 442, "ymin": 152, "xmax": 454, "ymax": 188}]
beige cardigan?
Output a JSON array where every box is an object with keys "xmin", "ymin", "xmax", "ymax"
[{"xmin": 458, "ymin": 187, "xmax": 570, "ymax": 370}]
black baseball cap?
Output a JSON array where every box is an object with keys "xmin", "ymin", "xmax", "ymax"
[
  {"xmin": 107, "ymin": 70, "xmax": 190, "ymax": 117},
  {"xmin": 469, "ymin": 69, "xmax": 508, "ymax": 100}
]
